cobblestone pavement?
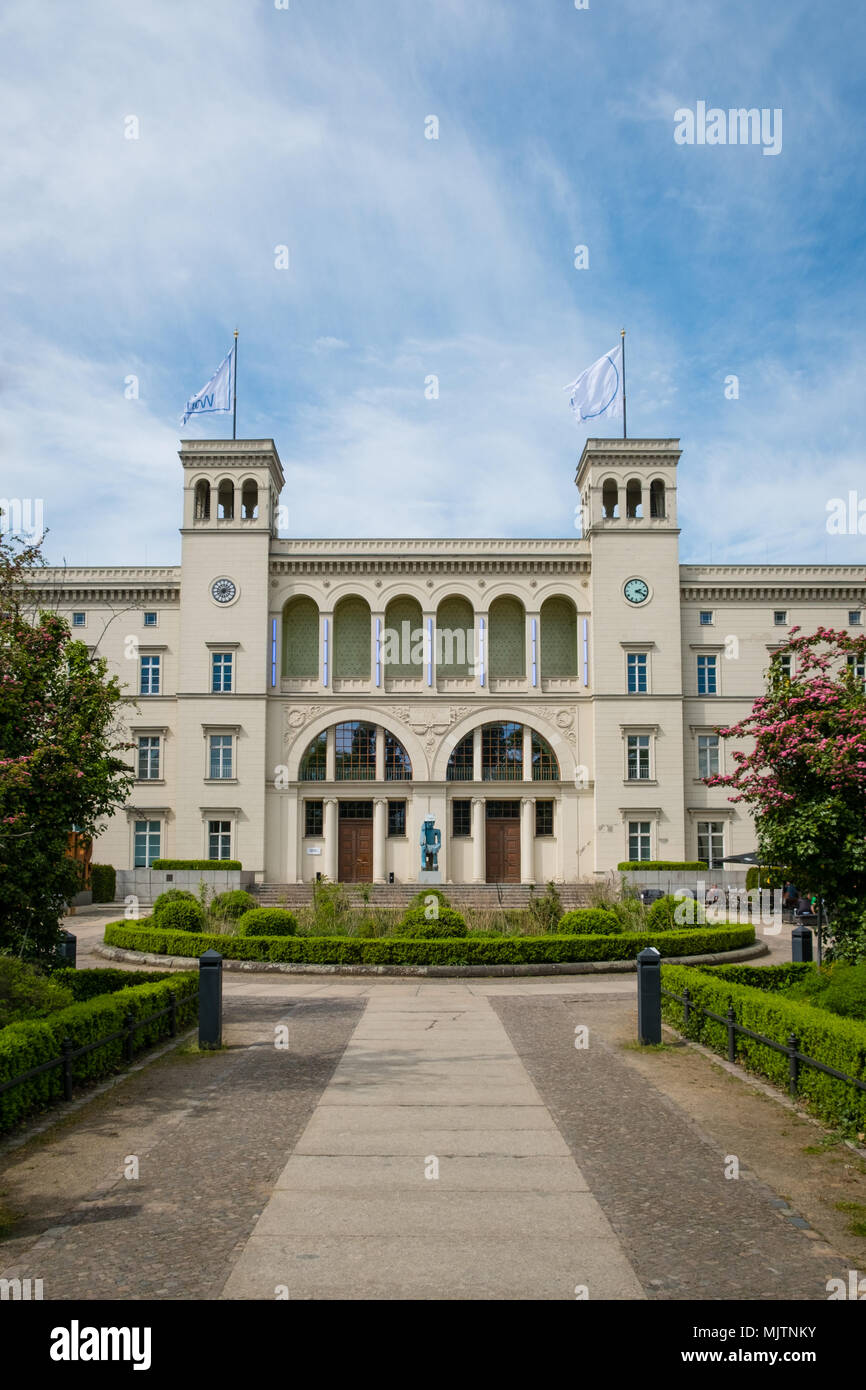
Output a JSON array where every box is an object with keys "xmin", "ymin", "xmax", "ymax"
[
  {"xmin": 0, "ymin": 985, "xmax": 363, "ymax": 1299},
  {"xmin": 490, "ymin": 994, "xmax": 852, "ymax": 1300}
]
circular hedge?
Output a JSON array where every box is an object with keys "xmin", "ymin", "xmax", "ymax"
[
  {"xmin": 152, "ymin": 889, "xmax": 197, "ymax": 922},
  {"xmin": 557, "ymin": 908, "xmax": 621, "ymax": 935},
  {"xmin": 154, "ymin": 899, "xmax": 206, "ymax": 932},
  {"xmin": 396, "ymin": 906, "xmax": 468, "ymax": 938},
  {"xmin": 647, "ymin": 894, "xmax": 706, "ymax": 932},
  {"xmin": 211, "ymin": 890, "xmax": 258, "ymax": 921},
  {"xmin": 236, "ymin": 907, "xmax": 299, "ymax": 937}
]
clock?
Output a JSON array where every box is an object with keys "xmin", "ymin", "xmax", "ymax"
[
  {"xmin": 624, "ymin": 578, "xmax": 649, "ymax": 605},
  {"xmin": 211, "ymin": 578, "xmax": 237, "ymax": 604}
]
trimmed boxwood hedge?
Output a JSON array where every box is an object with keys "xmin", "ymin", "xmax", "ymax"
[
  {"xmin": 396, "ymin": 907, "xmax": 468, "ymax": 938},
  {"xmin": 52, "ymin": 968, "xmax": 177, "ymax": 1001},
  {"xmin": 155, "ymin": 900, "xmax": 206, "ymax": 932},
  {"xmin": 104, "ymin": 920, "xmax": 755, "ymax": 966},
  {"xmin": 150, "ymin": 859, "xmax": 242, "ymax": 871},
  {"xmin": 557, "ymin": 908, "xmax": 620, "ymax": 935},
  {"xmin": 90, "ymin": 864, "xmax": 116, "ymax": 903},
  {"xmin": 0, "ymin": 972, "xmax": 198, "ymax": 1133},
  {"xmin": 236, "ymin": 908, "xmax": 298, "ymax": 937},
  {"xmin": 660, "ymin": 962, "xmax": 866, "ymax": 1131},
  {"xmin": 211, "ymin": 890, "xmax": 258, "ymax": 921},
  {"xmin": 703, "ymin": 963, "xmax": 814, "ymax": 993},
  {"xmin": 618, "ymin": 861, "xmax": 707, "ymax": 871}
]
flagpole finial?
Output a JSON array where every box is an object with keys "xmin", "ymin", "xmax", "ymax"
[
  {"xmin": 621, "ymin": 327, "xmax": 626, "ymax": 337},
  {"xmin": 234, "ymin": 329, "xmax": 238, "ymax": 338}
]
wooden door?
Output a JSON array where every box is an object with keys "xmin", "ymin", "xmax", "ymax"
[
  {"xmin": 338, "ymin": 818, "xmax": 373, "ymax": 882},
  {"xmin": 486, "ymin": 818, "xmax": 521, "ymax": 882}
]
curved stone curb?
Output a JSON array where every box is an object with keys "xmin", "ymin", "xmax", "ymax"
[{"xmin": 94, "ymin": 940, "xmax": 768, "ymax": 978}]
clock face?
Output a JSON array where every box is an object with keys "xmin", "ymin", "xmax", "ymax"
[
  {"xmin": 624, "ymin": 578, "xmax": 649, "ymax": 605},
  {"xmin": 211, "ymin": 578, "xmax": 237, "ymax": 604}
]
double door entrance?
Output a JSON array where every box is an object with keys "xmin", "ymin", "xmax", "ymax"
[
  {"xmin": 338, "ymin": 801, "xmax": 373, "ymax": 882},
  {"xmin": 485, "ymin": 800, "xmax": 521, "ymax": 883}
]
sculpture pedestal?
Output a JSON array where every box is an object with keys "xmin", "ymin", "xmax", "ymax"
[{"xmin": 417, "ymin": 868, "xmax": 442, "ymax": 884}]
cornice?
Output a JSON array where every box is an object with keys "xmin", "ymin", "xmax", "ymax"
[
  {"xmin": 268, "ymin": 537, "xmax": 590, "ymax": 577},
  {"xmin": 680, "ymin": 564, "xmax": 866, "ymax": 602},
  {"xmin": 24, "ymin": 566, "xmax": 181, "ymax": 603}
]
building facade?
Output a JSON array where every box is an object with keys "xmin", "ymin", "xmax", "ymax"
[{"xmin": 31, "ymin": 436, "xmax": 866, "ymax": 884}]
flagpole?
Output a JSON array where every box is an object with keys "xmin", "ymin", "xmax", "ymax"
[
  {"xmin": 621, "ymin": 328, "xmax": 627, "ymax": 439},
  {"xmin": 232, "ymin": 329, "xmax": 238, "ymax": 440}
]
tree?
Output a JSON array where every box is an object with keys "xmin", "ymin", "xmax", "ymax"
[
  {"xmin": 707, "ymin": 626, "xmax": 866, "ymax": 961},
  {"xmin": 0, "ymin": 523, "xmax": 135, "ymax": 960}
]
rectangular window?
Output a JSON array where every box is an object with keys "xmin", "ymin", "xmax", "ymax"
[
  {"xmin": 777, "ymin": 653, "xmax": 793, "ymax": 679},
  {"xmin": 848, "ymin": 655, "xmax": 866, "ymax": 689},
  {"xmin": 211, "ymin": 651, "xmax": 233, "ymax": 692},
  {"xmin": 697, "ymin": 734, "xmax": 719, "ymax": 779},
  {"xmin": 626, "ymin": 735, "xmax": 650, "ymax": 781},
  {"xmin": 849, "ymin": 610, "xmax": 862, "ymax": 626},
  {"xmin": 699, "ymin": 610, "xmax": 713, "ymax": 626},
  {"xmin": 452, "ymin": 799, "xmax": 471, "ymax": 837},
  {"xmin": 697, "ymin": 820, "xmax": 724, "ymax": 869},
  {"xmin": 626, "ymin": 652, "xmax": 648, "ymax": 694},
  {"xmin": 697, "ymin": 654, "xmax": 717, "ymax": 695},
  {"xmin": 209, "ymin": 734, "xmax": 233, "ymax": 779},
  {"xmin": 304, "ymin": 800, "xmax": 323, "ymax": 837},
  {"xmin": 137, "ymin": 735, "xmax": 160, "ymax": 780},
  {"xmin": 133, "ymin": 819, "xmax": 161, "ymax": 867},
  {"xmin": 140, "ymin": 655, "xmax": 160, "ymax": 695},
  {"xmin": 208, "ymin": 820, "xmax": 232, "ymax": 860},
  {"xmin": 535, "ymin": 800, "xmax": 554, "ymax": 836},
  {"xmin": 143, "ymin": 611, "xmax": 157, "ymax": 627},
  {"xmin": 628, "ymin": 821, "xmax": 651, "ymax": 862},
  {"xmin": 774, "ymin": 610, "xmax": 787, "ymax": 626},
  {"xmin": 72, "ymin": 611, "xmax": 86, "ymax": 627},
  {"xmin": 387, "ymin": 800, "xmax": 406, "ymax": 837}
]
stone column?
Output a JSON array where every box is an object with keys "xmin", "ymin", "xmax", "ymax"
[
  {"xmin": 326, "ymin": 726, "xmax": 336, "ymax": 782},
  {"xmin": 473, "ymin": 726, "xmax": 483, "ymax": 782},
  {"xmin": 323, "ymin": 797, "xmax": 338, "ymax": 881},
  {"xmin": 375, "ymin": 725, "xmax": 385, "ymax": 781},
  {"xmin": 471, "ymin": 797, "xmax": 485, "ymax": 883},
  {"xmin": 522, "ymin": 724, "xmax": 533, "ymax": 783},
  {"xmin": 521, "ymin": 796, "xmax": 535, "ymax": 885},
  {"xmin": 373, "ymin": 797, "xmax": 387, "ymax": 883}
]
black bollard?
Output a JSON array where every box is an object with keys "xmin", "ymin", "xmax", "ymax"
[
  {"xmin": 791, "ymin": 924, "xmax": 813, "ymax": 963},
  {"xmin": 637, "ymin": 946, "xmax": 662, "ymax": 1044},
  {"xmin": 199, "ymin": 949, "xmax": 223, "ymax": 1049}
]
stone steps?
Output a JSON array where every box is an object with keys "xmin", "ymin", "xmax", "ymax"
[{"xmin": 253, "ymin": 883, "xmax": 597, "ymax": 911}]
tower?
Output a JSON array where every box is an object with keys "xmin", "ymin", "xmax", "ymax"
[
  {"xmin": 576, "ymin": 439, "xmax": 686, "ymax": 871},
  {"xmin": 174, "ymin": 440, "xmax": 285, "ymax": 872}
]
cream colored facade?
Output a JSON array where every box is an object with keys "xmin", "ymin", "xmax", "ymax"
[{"xmin": 31, "ymin": 437, "xmax": 866, "ymax": 884}]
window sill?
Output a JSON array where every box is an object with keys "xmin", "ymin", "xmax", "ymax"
[
  {"xmin": 135, "ymin": 778, "xmax": 166, "ymax": 785},
  {"xmin": 204, "ymin": 778, "xmax": 238, "ymax": 784},
  {"xmin": 624, "ymin": 778, "xmax": 657, "ymax": 785}
]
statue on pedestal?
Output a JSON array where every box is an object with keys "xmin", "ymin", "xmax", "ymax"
[{"xmin": 419, "ymin": 816, "xmax": 441, "ymax": 873}]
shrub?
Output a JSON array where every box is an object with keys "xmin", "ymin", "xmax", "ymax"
[
  {"xmin": 618, "ymin": 861, "xmax": 707, "ymax": 871},
  {"xmin": 557, "ymin": 908, "xmax": 621, "ymax": 935},
  {"xmin": 105, "ymin": 920, "xmax": 754, "ymax": 966},
  {"xmin": 210, "ymin": 890, "xmax": 258, "ymax": 922},
  {"xmin": 646, "ymin": 893, "xmax": 706, "ymax": 931},
  {"xmin": 704, "ymin": 963, "xmax": 814, "ymax": 993},
  {"xmin": 52, "ymin": 968, "xmax": 171, "ymax": 1002},
  {"xmin": 608, "ymin": 896, "xmax": 648, "ymax": 932},
  {"xmin": 0, "ymin": 957, "xmax": 74, "ymax": 1028},
  {"xmin": 528, "ymin": 882, "xmax": 563, "ymax": 933},
  {"xmin": 356, "ymin": 921, "xmax": 380, "ymax": 939},
  {"xmin": 150, "ymin": 859, "xmax": 242, "ymax": 871},
  {"xmin": 236, "ymin": 908, "xmax": 298, "ymax": 937},
  {"xmin": 312, "ymin": 879, "xmax": 351, "ymax": 933},
  {"xmin": 396, "ymin": 907, "xmax": 468, "ymax": 938},
  {"xmin": 154, "ymin": 900, "xmax": 206, "ymax": 932},
  {"xmin": 0, "ymin": 973, "xmax": 198, "ymax": 1133},
  {"xmin": 152, "ymin": 889, "xmax": 197, "ymax": 921},
  {"xmin": 785, "ymin": 962, "xmax": 866, "ymax": 1021},
  {"xmin": 90, "ymin": 864, "xmax": 116, "ymax": 903},
  {"xmin": 660, "ymin": 962, "xmax": 866, "ymax": 1132},
  {"xmin": 405, "ymin": 888, "xmax": 451, "ymax": 914}
]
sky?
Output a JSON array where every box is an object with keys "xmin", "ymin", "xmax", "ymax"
[{"xmin": 2, "ymin": 0, "xmax": 865, "ymax": 567}]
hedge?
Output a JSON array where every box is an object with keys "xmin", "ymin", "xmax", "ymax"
[
  {"xmin": 396, "ymin": 907, "xmax": 468, "ymax": 938},
  {"xmin": 703, "ymin": 963, "xmax": 814, "ymax": 993},
  {"xmin": 155, "ymin": 900, "xmax": 206, "ymax": 932},
  {"xmin": 211, "ymin": 890, "xmax": 258, "ymax": 921},
  {"xmin": 104, "ymin": 920, "xmax": 755, "ymax": 966},
  {"xmin": 618, "ymin": 861, "xmax": 707, "ymax": 872},
  {"xmin": 150, "ymin": 859, "xmax": 242, "ymax": 871},
  {"xmin": 90, "ymin": 864, "xmax": 116, "ymax": 902},
  {"xmin": 557, "ymin": 909, "xmax": 620, "ymax": 934},
  {"xmin": 0, "ymin": 972, "xmax": 198, "ymax": 1133},
  {"xmin": 51, "ymin": 968, "xmax": 177, "ymax": 1002},
  {"xmin": 236, "ymin": 908, "xmax": 298, "ymax": 937},
  {"xmin": 660, "ymin": 963, "xmax": 866, "ymax": 1132}
]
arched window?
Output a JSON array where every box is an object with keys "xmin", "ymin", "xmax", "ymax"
[
  {"xmin": 335, "ymin": 721, "xmax": 376, "ymax": 779},
  {"xmin": 626, "ymin": 478, "xmax": 642, "ymax": 518},
  {"xmin": 241, "ymin": 480, "xmax": 258, "ymax": 519},
  {"xmin": 282, "ymin": 596, "xmax": 319, "ymax": 679},
  {"xmin": 333, "ymin": 596, "xmax": 371, "ymax": 679},
  {"xmin": 531, "ymin": 733, "xmax": 560, "ymax": 781},
  {"xmin": 436, "ymin": 595, "xmax": 474, "ymax": 677},
  {"xmin": 383, "ymin": 595, "xmax": 424, "ymax": 677},
  {"xmin": 384, "ymin": 732, "xmax": 412, "ymax": 781},
  {"xmin": 446, "ymin": 733, "xmax": 474, "ymax": 781},
  {"xmin": 602, "ymin": 478, "xmax": 619, "ymax": 519},
  {"xmin": 194, "ymin": 479, "xmax": 210, "ymax": 520},
  {"xmin": 300, "ymin": 731, "xmax": 327, "ymax": 781},
  {"xmin": 482, "ymin": 722, "xmax": 523, "ymax": 780},
  {"xmin": 217, "ymin": 479, "xmax": 234, "ymax": 520},
  {"xmin": 540, "ymin": 596, "xmax": 577, "ymax": 679},
  {"xmin": 650, "ymin": 478, "xmax": 666, "ymax": 518},
  {"xmin": 488, "ymin": 596, "xmax": 525, "ymax": 680}
]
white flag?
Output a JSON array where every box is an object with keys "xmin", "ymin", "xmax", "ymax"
[
  {"xmin": 563, "ymin": 344, "xmax": 623, "ymax": 424},
  {"xmin": 182, "ymin": 345, "xmax": 234, "ymax": 425}
]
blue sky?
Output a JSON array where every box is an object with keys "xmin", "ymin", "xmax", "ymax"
[{"xmin": 2, "ymin": 0, "xmax": 865, "ymax": 565}]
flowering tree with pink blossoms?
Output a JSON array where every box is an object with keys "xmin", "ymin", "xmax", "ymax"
[
  {"xmin": 0, "ymin": 523, "xmax": 134, "ymax": 960},
  {"xmin": 707, "ymin": 627, "xmax": 866, "ymax": 962}
]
